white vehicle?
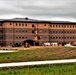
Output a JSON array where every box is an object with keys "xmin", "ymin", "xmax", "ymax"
[
  {"xmin": 64, "ymin": 43, "xmax": 72, "ymax": 47},
  {"xmin": 44, "ymin": 43, "xmax": 50, "ymax": 46},
  {"xmin": 51, "ymin": 42, "xmax": 58, "ymax": 46}
]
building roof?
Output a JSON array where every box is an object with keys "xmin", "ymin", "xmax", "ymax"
[
  {"xmin": 0, "ymin": 17, "xmax": 76, "ymax": 24},
  {"xmin": 0, "ymin": 19, "xmax": 5, "ymax": 21},
  {"xmin": 50, "ymin": 21, "xmax": 75, "ymax": 24},
  {"xmin": 3, "ymin": 17, "xmax": 51, "ymax": 23}
]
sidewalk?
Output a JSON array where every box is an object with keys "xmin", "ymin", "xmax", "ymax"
[
  {"xmin": 0, "ymin": 50, "xmax": 18, "ymax": 53},
  {"xmin": 0, "ymin": 59, "xmax": 76, "ymax": 67}
]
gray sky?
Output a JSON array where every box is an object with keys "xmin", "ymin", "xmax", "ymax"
[{"xmin": 0, "ymin": 0, "xmax": 76, "ymax": 21}]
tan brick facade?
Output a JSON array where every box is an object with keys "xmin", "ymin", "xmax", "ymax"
[{"xmin": 0, "ymin": 18, "xmax": 76, "ymax": 46}]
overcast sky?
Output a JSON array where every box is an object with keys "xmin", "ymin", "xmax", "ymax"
[{"xmin": 0, "ymin": 0, "xmax": 76, "ymax": 21}]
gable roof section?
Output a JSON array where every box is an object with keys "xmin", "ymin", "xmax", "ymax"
[
  {"xmin": 0, "ymin": 17, "xmax": 76, "ymax": 24},
  {"xmin": 3, "ymin": 17, "xmax": 51, "ymax": 23},
  {"xmin": 50, "ymin": 21, "xmax": 75, "ymax": 24},
  {"xmin": 0, "ymin": 19, "xmax": 5, "ymax": 21}
]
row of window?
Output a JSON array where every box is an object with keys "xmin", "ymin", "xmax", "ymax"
[
  {"xmin": 50, "ymin": 24, "xmax": 76, "ymax": 28},
  {"xmin": 10, "ymin": 23, "xmax": 46, "ymax": 27},
  {"xmin": 11, "ymin": 23, "xmax": 76, "ymax": 28},
  {"xmin": 16, "ymin": 36, "xmax": 28, "ymax": 39},
  {"xmin": 0, "ymin": 36, "xmax": 44, "ymax": 39},
  {"xmin": 50, "ymin": 37, "xmax": 76, "ymax": 39},
  {"xmin": 50, "ymin": 31, "xmax": 76, "ymax": 34},
  {"xmin": 20, "ymin": 36, "xmax": 76, "ymax": 39},
  {"xmin": 15, "ymin": 36, "xmax": 76, "ymax": 39},
  {"xmin": 14, "ymin": 30, "xmax": 76, "ymax": 34},
  {"xmin": 0, "ymin": 22, "xmax": 76, "ymax": 28},
  {"xmin": 0, "ymin": 30, "xmax": 76, "ymax": 34}
]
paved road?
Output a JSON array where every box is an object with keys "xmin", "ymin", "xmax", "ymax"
[{"xmin": 0, "ymin": 59, "xmax": 76, "ymax": 67}]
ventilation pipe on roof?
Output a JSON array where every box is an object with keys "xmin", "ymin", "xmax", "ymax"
[{"xmin": 25, "ymin": 17, "xmax": 28, "ymax": 20}]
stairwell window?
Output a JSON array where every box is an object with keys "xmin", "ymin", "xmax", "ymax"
[
  {"xmin": 32, "ymin": 31, "xmax": 34, "ymax": 33},
  {"xmin": 32, "ymin": 24, "xmax": 34, "ymax": 27}
]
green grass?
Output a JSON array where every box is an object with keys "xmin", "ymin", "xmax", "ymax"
[
  {"xmin": 0, "ymin": 63, "xmax": 76, "ymax": 75},
  {"xmin": 0, "ymin": 47, "xmax": 76, "ymax": 63}
]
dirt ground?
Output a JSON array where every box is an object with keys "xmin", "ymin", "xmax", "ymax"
[{"xmin": 0, "ymin": 46, "xmax": 58, "ymax": 50}]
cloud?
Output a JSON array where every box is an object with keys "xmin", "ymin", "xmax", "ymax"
[{"xmin": 0, "ymin": 0, "xmax": 76, "ymax": 21}]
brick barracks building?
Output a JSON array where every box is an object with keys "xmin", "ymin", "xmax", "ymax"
[{"xmin": 0, "ymin": 17, "xmax": 76, "ymax": 47}]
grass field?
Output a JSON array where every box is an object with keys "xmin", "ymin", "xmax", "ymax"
[
  {"xmin": 0, "ymin": 63, "xmax": 76, "ymax": 75},
  {"xmin": 0, "ymin": 47, "xmax": 76, "ymax": 63}
]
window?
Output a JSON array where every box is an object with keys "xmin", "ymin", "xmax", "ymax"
[
  {"xmin": 53, "ymin": 37, "xmax": 55, "ymax": 39},
  {"xmin": 70, "ymin": 31, "xmax": 72, "ymax": 33},
  {"xmin": 73, "ymin": 25, "xmax": 74, "ymax": 28},
  {"xmin": 67, "ymin": 31, "xmax": 69, "ymax": 33},
  {"xmin": 50, "ymin": 25, "xmax": 52, "ymax": 27},
  {"xmin": 62, "ymin": 31, "xmax": 63, "ymax": 33},
  {"xmin": 26, "ymin": 37, "xmax": 27, "ymax": 38},
  {"xmin": 0, "ymin": 37, "xmax": 2, "ymax": 39},
  {"xmin": 56, "ymin": 25, "xmax": 57, "ymax": 27},
  {"xmin": 16, "ymin": 23, "xmax": 18, "ymax": 26},
  {"xmin": 10, "ymin": 43, "xmax": 12, "ymax": 45},
  {"xmin": 44, "ymin": 24, "xmax": 46, "ymax": 26},
  {"xmin": 59, "ymin": 31, "xmax": 60, "ymax": 33},
  {"xmin": 62, "ymin": 25, "xmax": 64, "ymax": 27},
  {"xmin": 56, "ymin": 37, "xmax": 58, "ymax": 39},
  {"xmin": 44, "ymin": 31, "xmax": 46, "ymax": 32},
  {"xmin": 73, "ymin": 37, "xmax": 74, "ymax": 39},
  {"xmin": 38, "ymin": 36, "xmax": 40, "ymax": 39},
  {"xmin": 10, "ymin": 29, "xmax": 12, "ymax": 32},
  {"xmin": 53, "ymin": 25, "xmax": 55, "ymax": 27},
  {"xmin": 25, "ymin": 30, "xmax": 27, "ymax": 32},
  {"xmin": 45, "ymin": 36, "xmax": 46, "ymax": 38},
  {"xmin": 64, "ymin": 31, "xmax": 66, "ymax": 33},
  {"xmin": 56, "ymin": 31, "xmax": 58, "ymax": 33},
  {"xmin": 50, "ymin": 37, "xmax": 52, "ymax": 39},
  {"xmin": 64, "ymin": 25, "xmax": 66, "ymax": 28},
  {"xmin": 22, "ymin": 24, "xmax": 24, "ymax": 26},
  {"xmin": 59, "ymin": 37, "xmax": 60, "ymax": 39},
  {"xmin": 0, "ymin": 24, "xmax": 2, "ymax": 26},
  {"xmin": 72, "ymin": 31, "xmax": 74, "ymax": 33},
  {"xmin": 59, "ymin": 25, "xmax": 60, "ymax": 28},
  {"xmin": 0, "ymin": 30, "xmax": 2, "ymax": 32},
  {"xmin": 67, "ymin": 25, "xmax": 69, "ymax": 28},
  {"xmin": 10, "ymin": 23, "xmax": 12, "ymax": 25},
  {"xmin": 32, "ymin": 31, "xmax": 34, "ymax": 33},
  {"xmin": 19, "ymin": 30, "xmax": 21, "ymax": 32},
  {"xmin": 70, "ymin": 25, "xmax": 72, "ymax": 28},
  {"xmin": 22, "ymin": 30, "xmax": 24, "ymax": 32},
  {"xmin": 19, "ymin": 24, "xmax": 21, "ymax": 26},
  {"xmin": 22, "ymin": 37, "xmax": 24, "ymax": 38},
  {"xmin": 62, "ymin": 37, "xmax": 63, "ymax": 39},
  {"xmin": 19, "ymin": 37, "xmax": 21, "ymax": 38},
  {"xmin": 32, "ymin": 24, "xmax": 34, "ymax": 27},
  {"xmin": 53, "ymin": 31, "xmax": 55, "ymax": 33},
  {"xmin": 16, "ymin": 37, "xmax": 18, "ymax": 39},
  {"xmin": 50, "ymin": 31, "xmax": 52, "ymax": 33},
  {"xmin": 16, "ymin": 30, "xmax": 18, "ymax": 32},
  {"xmin": 25, "ymin": 24, "xmax": 27, "ymax": 26}
]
